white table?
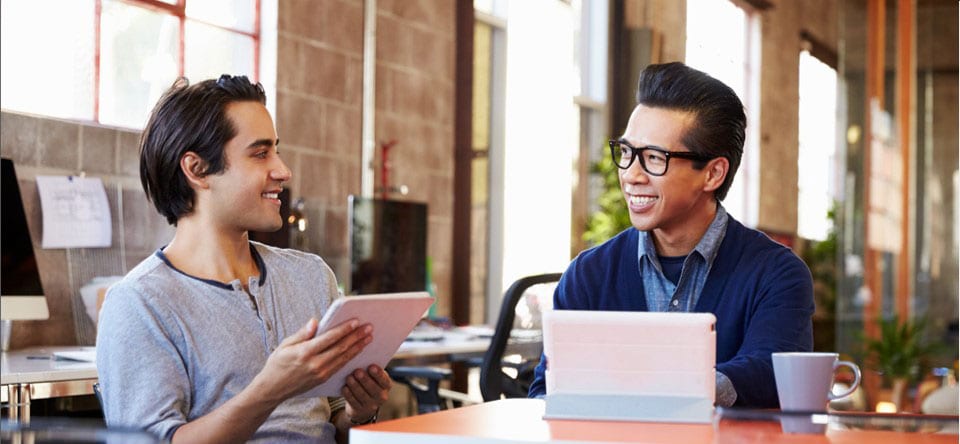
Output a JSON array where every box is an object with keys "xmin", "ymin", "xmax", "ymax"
[{"xmin": 1, "ymin": 346, "xmax": 98, "ymax": 423}]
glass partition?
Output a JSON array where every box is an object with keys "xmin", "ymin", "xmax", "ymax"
[{"xmin": 836, "ymin": 0, "xmax": 958, "ymax": 412}]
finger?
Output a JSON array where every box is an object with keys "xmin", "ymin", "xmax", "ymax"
[
  {"xmin": 366, "ymin": 365, "xmax": 393, "ymax": 391},
  {"xmin": 346, "ymin": 370, "xmax": 378, "ymax": 403},
  {"xmin": 306, "ymin": 319, "xmax": 362, "ymax": 354},
  {"xmin": 317, "ymin": 324, "xmax": 371, "ymax": 359},
  {"xmin": 312, "ymin": 330, "xmax": 373, "ymax": 381},
  {"xmin": 341, "ymin": 384, "xmax": 362, "ymax": 411},
  {"xmin": 278, "ymin": 318, "xmax": 318, "ymax": 348}
]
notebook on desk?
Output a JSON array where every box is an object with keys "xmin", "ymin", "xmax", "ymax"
[
  {"xmin": 52, "ymin": 346, "xmax": 97, "ymax": 362},
  {"xmin": 542, "ymin": 310, "xmax": 716, "ymax": 423}
]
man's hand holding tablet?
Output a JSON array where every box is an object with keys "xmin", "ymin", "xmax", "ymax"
[{"xmin": 298, "ymin": 292, "xmax": 434, "ymax": 398}]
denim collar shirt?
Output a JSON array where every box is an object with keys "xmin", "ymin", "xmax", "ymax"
[
  {"xmin": 636, "ymin": 205, "xmax": 737, "ymax": 406},
  {"xmin": 637, "ymin": 205, "xmax": 729, "ymax": 312}
]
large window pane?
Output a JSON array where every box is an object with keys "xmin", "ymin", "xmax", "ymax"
[
  {"xmin": 685, "ymin": 0, "xmax": 755, "ymax": 226},
  {"xmin": 184, "ymin": 21, "xmax": 256, "ymax": 82},
  {"xmin": 186, "ymin": 0, "xmax": 256, "ymax": 34},
  {"xmin": 0, "ymin": 0, "xmax": 95, "ymax": 121},
  {"xmin": 797, "ymin": 50, "xmax": 838, "ymax": 241},
  {"xmin": 99, "ymin": 0, "xmax": 178, "ymax": 129}
]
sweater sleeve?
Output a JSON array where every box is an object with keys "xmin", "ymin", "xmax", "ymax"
[{"xmin": 716, "ymin": 250, "xmax": 815, "ymax": 408}]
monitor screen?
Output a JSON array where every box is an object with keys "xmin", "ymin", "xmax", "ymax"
[
  {"xmin": 348, "ymin": 196, "xmax": 427, "ymax": 295},
  {"xmin": 1, "ymin": 157, "xmax": 49, "ymax": 320}
]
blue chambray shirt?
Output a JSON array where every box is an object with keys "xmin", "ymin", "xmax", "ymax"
[{"xmin": 636, "ymin": 204, "xmax": 739, "ymax": 407}]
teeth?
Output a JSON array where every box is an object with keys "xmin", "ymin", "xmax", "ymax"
[
  {"xmin": 263, "ymin": 193, "xmax": 279, "ymax": 199},
  {"xmin": 629, "ymin": 195, "xmax": 657, "ymax": 206}
]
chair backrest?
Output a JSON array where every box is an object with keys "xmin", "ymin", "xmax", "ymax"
[{"xmin": 479, "ymin": 273, "xmax": 561, "ymax": 402}]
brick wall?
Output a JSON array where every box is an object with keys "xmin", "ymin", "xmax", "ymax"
[
  {"xmin": 757, "ymin": 0, "xmax": 838, "ymax": 234},
  {"xmin": 278, "ymin": 0, "xmax": 456, "ymax": 316},
  {"xmin": 0, "ymin": 111, "xmax": 173, "ymax": 347},
  {"xmin": 276, "ymin": 0, "xmax": 365, "ymax": 284}
]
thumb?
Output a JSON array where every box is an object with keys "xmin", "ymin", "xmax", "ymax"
[{"xmin": 279, "ymin": 318, "xmax": 318, "ymax": 347}]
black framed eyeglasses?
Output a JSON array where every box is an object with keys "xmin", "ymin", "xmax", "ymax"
[{"xmin": 608, "ymin": 138, "xmax": 713, "ymax": 176}]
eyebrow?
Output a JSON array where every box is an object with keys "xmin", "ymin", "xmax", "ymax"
[
  {"xmin": 617, "ymin": 138, "xmax": 665, "ymax": 150},
  {"xmin": 246, "ymin": 138, "xmax": 280, "ymax": 150}
]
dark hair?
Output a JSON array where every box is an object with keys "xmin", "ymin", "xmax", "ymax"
[
  {"xmin": 139, "ymin": 74, "xmax": 267, "ymax": 225},
  {"xmin": 635, "ymin": 62, "xmax": 745, "ymax": 201}
]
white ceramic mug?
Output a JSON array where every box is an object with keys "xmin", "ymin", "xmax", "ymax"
[{"xmin": 772, "ymin": 352, "xmax": 861, "ymax": 434}]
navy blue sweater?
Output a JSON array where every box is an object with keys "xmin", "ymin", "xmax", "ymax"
[{"xmin": 529, "ymin": 216, "xmax": 814, "ymax": 408}]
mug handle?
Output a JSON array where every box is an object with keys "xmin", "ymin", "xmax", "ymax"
[{"xmin": 829, "ymin": 360, "xmax": 862, "ymax": 400}]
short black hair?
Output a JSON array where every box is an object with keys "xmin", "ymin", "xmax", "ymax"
[
  {"xmin": 139, "ymin": 74, "xmax": 267, "ymax": 225},
  {"xmin": 635, "ymin": 62, "xmax": 745, "ymax": 201}
]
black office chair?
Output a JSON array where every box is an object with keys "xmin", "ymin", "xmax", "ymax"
[
  {"xmin": 386, "ymin": 366, "xmax": 452, "ymax": 414},
  {"xmin": 387, "ymin": 273, "xmax": 561, "ymax": 413},
  {"xmin": 479, "ymin": 273, "xmax": 561, "ymax": 401}
]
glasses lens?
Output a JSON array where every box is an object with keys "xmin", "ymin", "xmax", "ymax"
[
  {"xmin": 640, "ymin": 149, "xmax": 668, "ymax": 175},
  {"xmin": 611, "ymin": 141, "xmax": 632, "ymax": 168}
]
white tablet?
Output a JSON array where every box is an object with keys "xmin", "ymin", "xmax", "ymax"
[
  {"xmin": 542, "ymin": 310, "xmax": 717, "ymax": 423},
  {"xmin": 300, "ymin": 292, "xmax": 434, "ymax": 397}
]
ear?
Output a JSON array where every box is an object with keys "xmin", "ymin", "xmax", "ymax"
[
  {"xmin": 702, "ymin": 157, "xmax": 729, "ymax": 194},
  {"xmin": 180, "ymin": 152, "xmax": 210, "ymax": 190}
]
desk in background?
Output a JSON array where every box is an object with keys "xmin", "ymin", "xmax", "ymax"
[
  {"xmin": 0, "ymin": 328, "xmax": 535, "ymax": 424},
  {"xmin": 0, "ymin": 329, "xmax": 503, "ymax": 423},
  {"xmin": 1, "ymin": 346, "xmax": 98, "ymax": 423},
  {"xmin": 351, "ymin": 398, "xmax": 959, "ymax": 444},
  {"xmin": 393, "ymin": 326, "xmax": 541, "ymax": 364},
  {"xmin": 394, "ymin": 327, "xmax": 491, "ymax": 362}
]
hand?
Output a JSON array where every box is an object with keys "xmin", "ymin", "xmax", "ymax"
[
  {"xmin": 343, "ymin": 365, "xmax": 392, "ymax": 424},
  {"xmin": 252, "ymin": 318, "xmax": 373, "ymax": 403}
]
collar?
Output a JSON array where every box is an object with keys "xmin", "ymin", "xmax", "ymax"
[
  {"xmin": 155, "ymin": 242, "xmax": 268, "ymax": 289},
  {"xmin": 637, "ymin": 205, "xmax": 729, "ymax": 266}
]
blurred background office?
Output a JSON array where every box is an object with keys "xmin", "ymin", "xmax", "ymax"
[{"xmin": 0, "ymin": 0, "xmax": 956, "ymax": 416}]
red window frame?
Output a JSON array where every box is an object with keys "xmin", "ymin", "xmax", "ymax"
[{"xmin": 92, "ymin": 0, "xmax": 261, "ymax": 122}]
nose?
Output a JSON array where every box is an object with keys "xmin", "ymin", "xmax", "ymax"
[
  {"xmin": 619, "ymin": 157, "xmax": 649, "ymax": 185},
  {"xmin": 272, "ymin": 156, "xmax": 292, "ymax": 183}
]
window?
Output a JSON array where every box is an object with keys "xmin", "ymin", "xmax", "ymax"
[
  {"xmin": 473, "ymin": 0, "xmax": 507, "ymax": 325},
  {"xmin": 1, "ymin": 0, "xmax": 259, "ymax": 129},
  {"xmin": 797, "ymin": 50, "xmax": 838, "ymax": 241},
  {"xmin": 685, "ymin": 0, "xmax": 760, "ymax": 227}
]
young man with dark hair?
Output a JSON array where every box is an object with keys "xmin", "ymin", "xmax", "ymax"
[
  {"xmin": 97, "ymin": 75, "xmax": 390, "ymax": 443},
  {"xmin": 528, "ymin": 62, "xmax": 814, "ymax": 408}
]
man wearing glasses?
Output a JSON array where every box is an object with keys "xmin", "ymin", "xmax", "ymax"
[{"xmin": 528, "ymin": 62, "xmax": 814, "ymax": 408}]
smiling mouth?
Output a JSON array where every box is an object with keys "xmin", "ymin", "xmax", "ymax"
[{"xmin": 628, "ymin": 194, "xmax": 658, "ymax": 206}]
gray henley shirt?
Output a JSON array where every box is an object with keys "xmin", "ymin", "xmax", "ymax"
[{"xmin": 96, "ymin": 242, "xmax": 342, "ymax": 442}]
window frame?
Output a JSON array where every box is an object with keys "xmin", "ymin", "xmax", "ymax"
[{"xmin": 93, "ymin": 0, "xmax": 261, "ymax": 124}]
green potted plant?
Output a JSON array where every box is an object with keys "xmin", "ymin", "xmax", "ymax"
[
  {"xmin": 583, "ymin": 149, "xmax": 631, "ymax": 246},
  {"xmin": 800, "ymin": 204, "xmax": 838, "ymax": 352},
  {"xmin": 862, "ymin": 316, "xmax": 941, "ymax": 411}
]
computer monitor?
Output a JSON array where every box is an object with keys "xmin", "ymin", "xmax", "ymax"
[
  {"xmin": 348, "ymin": 195, "xmax": 427, "ymax": 295},
  {"xmin": 1, "ymin": 157, "xmax": 49, "ymax": 320}
]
